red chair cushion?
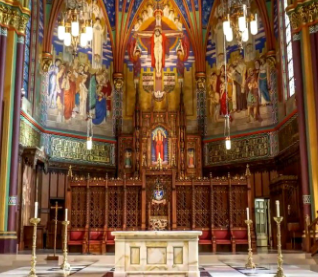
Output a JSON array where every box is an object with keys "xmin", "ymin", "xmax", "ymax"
[
  {"xmin": 107, "ymin": 231, "xmax": 115, "ymax": 241},
  {"xmin": 70, "ymin": 231, "xmax": 84, "ymax": 241},
  {"xmin": 215, "ymin": 239, "xmax": 231, "ymax": 244},
  {"xmin": 233, "ymin": 230, "xmax": 247, "ymax": 239},
  {"xmin": 214, "ymin": 230, "xmax": 230, "ymax": 240},
  {"xmin": 68, "ymin": 240, "xmax": 83, "ymax": 245},
  {"xmin": 199, "ymin": 231, "xmax": 211, "ymax": 240},
  {"xmin": 90, "ymin": 231, "xmax": 103, "ymax": 240}
]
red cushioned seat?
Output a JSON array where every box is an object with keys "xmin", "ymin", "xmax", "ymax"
[{"xmin": 212, "ymin": 228, "xmax": 231, "ymax": 253}]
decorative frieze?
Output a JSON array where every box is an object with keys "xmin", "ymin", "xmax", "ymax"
[
  {"xmin": 0, "ymin": 1, "xmax": 31, "ymax": 35},
  {"xmin": 287, "ymin": 1, "xmax": 318, "ymax": 31}
]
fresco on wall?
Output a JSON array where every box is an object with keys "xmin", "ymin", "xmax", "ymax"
[
  {"xmin": 205, "ymin": 2, "xmax": 275, "ymax": 136},
  {"xmin": 123, "ymin": 1, "xmax": 197, "ymax": 128},
  {"xmin": 47, "ymin": 0, "xmax": 113, "ymax": 136}
]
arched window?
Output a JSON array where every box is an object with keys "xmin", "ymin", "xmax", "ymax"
[
  {"xmin": 23, "ymin": 0, "xmax": 32, "ymax": 99},
  {"xmin": 283, "ymin": 0, "xmax": 295, "ymax": 97}
]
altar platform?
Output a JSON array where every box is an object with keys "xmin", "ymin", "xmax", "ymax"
[{"xmin": 0, "ymin": 251, "xmax": 317, "ymax": 276}]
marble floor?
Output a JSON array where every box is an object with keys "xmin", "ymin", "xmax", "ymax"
[{"xmin": 0, "ymin": 251, "xmax": 317, "ymax": 276}]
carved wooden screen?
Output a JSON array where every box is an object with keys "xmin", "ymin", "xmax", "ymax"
[
  {"xmin": 176, "ymin": 185, "xmax": 192, "ymax": 228},
  {"xmin": 231, "ymin": 185, "xmax": 247, "ymax": 227},
  {"xmin": 89, "ymin": 187, "xmax": 105, "ymax": 228},
  {"xmin": 126, "ymin": 186, "xmax": 142, "ymax": 228},
  {"xmin": 212, "ymin": 186, "xmax": 229, "ymax": 228},
  {"xmin": 71, "ymin": 187, "xmax": 87, "ymax": 228},
  {"xmin": 108, "ymin": 186, "xmax": 124, "ymax": 228},
  {"xmin": 194, "ymin": 185, "xmax": 210, "ymax": 228}
]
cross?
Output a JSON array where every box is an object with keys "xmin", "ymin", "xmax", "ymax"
[{"xmin": 50, "ymin": 201, "xmax": 63, "ymax": 257}]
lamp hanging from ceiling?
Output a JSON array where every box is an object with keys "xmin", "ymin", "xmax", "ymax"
[
  {"xmin": 222, "ymin": 0, "xmax": 258, "ymax": 48},
  {"xmin": 57, "ymin": 0, "xmax": 93, "ymax": 58}
]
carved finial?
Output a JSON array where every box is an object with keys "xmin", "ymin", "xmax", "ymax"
[
  {"xmin": 67, "ymin": 165, "xmax": 73, "ymax": 178},
  {"xmin": 106, "ymin": 172, "xmax": 108, "ymax": 180},
  {"xmin": 209, "ymin": 172, "xmax": 212, "ymax": 179},
  {"xmin": 87, "ymin": 173, "xmax": 90, "ymax": 180},
  {"xmin": 228, "ymin": 172, "xmax": 230, "ymax": 178},
  {"xmin": 245, "ymin": 164, "xmax": 251, "ymax": 176}
]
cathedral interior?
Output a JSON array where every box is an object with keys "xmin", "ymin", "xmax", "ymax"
[{"xmin": 0, "ymin": 0, "xmax": 318, "ymax": 276}]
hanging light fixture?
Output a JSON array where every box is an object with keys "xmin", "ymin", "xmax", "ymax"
[
  {"xmin": 223, "ymin": 34, "xmax": 231, "ymax": 150},
  {"xmin": 57, "ymin": 0, "xmax": 93, "ymax": 58},
  {"xmin": 222, "ymin": 0, "xmax": 258, "ymax": 48},
  {"xmin": 87, "ymin": 114, "xmax": 93, "ymax": 150}
]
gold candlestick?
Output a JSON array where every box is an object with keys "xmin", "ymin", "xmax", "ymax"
[
  {"xmin": 60, "ymin": 220, "xmax": 71, "ymax": 271},
  {"xmin": 274, "ymin": 216, "xmax": 286, "ymax": 277},
  {"xmin": 245, "ymin": 219, "xmax": 256, "ymax": 269},
  {"xmin": 28, "ymin": 217, "xmax": 41, "ymax": 277}
]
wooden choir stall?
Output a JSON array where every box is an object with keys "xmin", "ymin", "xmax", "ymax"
[{"xmin": 66, "ymin": 170, "xmax": 255, "ymax": 254}]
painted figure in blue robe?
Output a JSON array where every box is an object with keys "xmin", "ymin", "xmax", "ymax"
[
  {"xmin": 92, "ymin": 85, "xmax": 107, "ymax": 125},
  {"xmin": 48, "ymin": 59, "xmax": 61, "ymax": 108},
  {"xmin": 257, "ymin": 57, "xmax": 271, "ymax": 104}
]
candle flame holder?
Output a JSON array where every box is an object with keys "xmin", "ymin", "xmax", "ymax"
[
  {"xmin": 245, "ymin": 219, "xmax": 256, "ymax": 269},
  {"xmin": 60, "ymin": 220, "xmax": 71, "ymax": 272},
  {"xmin": 274, "ymin": 216, "xmax": 286, "ymax": 277},
  {"xmin": 28, "ymin": 217, "xmax": 41, "ymax": 277}
]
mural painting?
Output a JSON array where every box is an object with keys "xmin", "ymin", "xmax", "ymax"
[
  {"xmin": 47, "ymin": 0, "xmax": 113, "ymax": 136},
  {"xmin": 205, "ymin": 2, "xmax": 275, "ymax": 136},
  {"xmin": 123, "ymin": 1, "xmax": 196, "ymax": 129}
]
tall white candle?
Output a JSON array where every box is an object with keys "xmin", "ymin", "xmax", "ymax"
[
  {"xmin": 246, "ymin": 207, "xmax": 250, "ymax": 220},
  {"xmin": 34, "ymin": 202, "xmax": 38, "ymax": 218},
  {"xmin": 275, "ymin": 200, "xmax": 280, "ymax": 217},
  {"xmin": 65, "ymin": 209, "xmax": 68, "ymax": 221}
]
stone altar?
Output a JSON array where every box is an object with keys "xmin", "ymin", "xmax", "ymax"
[{"xmin": 112, "ymin": 231, "xmax": 202, "ymax": 277}]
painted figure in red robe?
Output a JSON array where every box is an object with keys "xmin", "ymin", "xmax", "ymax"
[
  {"xmin": 62, "ymin": 71, "xmax": 76, "ymax": 120},
  {"xmin": 153, "ymin": 129, "xmax": 164, "ymax": 161}
]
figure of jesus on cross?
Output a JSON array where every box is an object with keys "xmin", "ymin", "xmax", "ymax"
[{"xmin": 136, "ymin": 26, "xmax": 182, "ymax": 78}]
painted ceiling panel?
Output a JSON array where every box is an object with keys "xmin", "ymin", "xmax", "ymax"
[
  {"xmin": 202, "ymin": 0, "xmax": 214, "ymax": 27},
  {"xmin": 102, "ymin": 0, "xmax": 115, "ymax": 27}
]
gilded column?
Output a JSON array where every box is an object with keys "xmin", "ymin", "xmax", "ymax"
[
  {"xmin": 292, "ymin": 30, "xmax": 312, "ymax": 221},
  {"xmin": 8, "ymin": 35, "xmax": 25, "ymax": 232},
  {"xmin": 287, "ymin": 1, "xmax": 318, "ymax": 215},
  {"xmin": 113, "ymin": 73, "xmax": 124, "ymax": 136},
  {"xmin": 0, "ymin": 26, "xmax": 7, "ymax": 146}
]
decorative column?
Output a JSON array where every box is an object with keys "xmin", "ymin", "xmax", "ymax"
[
  {"xmin": 0, "ymin": 26, "xmax": 7, "ymax": 144},
  {"xmin": 113, "ymin": 73, "xmax": 124, "ymax": 136},
  {"xmin": 178, "ymin": 83, "xmax": 186, "ymax": 179},
  {"xmin": 292, "ymin": 30, "xmax": 311, "ymax": 223},
  {"xmin": 287, "ymin": 1, "xmax": 318, "ymax": 215},
  {"xmin": 133, "ymin": 81, "xmax": 141, "ymax": 177},
  {"xmin": 7, "ymin": 35, "xmax": 25, "ymax": 232},
  {"xmin": 195, "ymin": 72, "xmax": 207, "ymax": 136}
]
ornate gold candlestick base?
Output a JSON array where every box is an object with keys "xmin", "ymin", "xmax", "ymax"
[
  {"xmin": 28, "ymin": 218, "xmax": 41, "ymax": 277},
  {"xmin": 60, "ymin": 220, "xmax": 71, "ymax": 271},
  {"xmin": 245, "ymin": 219, "xmax": 256, "ymax": 269},
  {"xmin": 274, "ymin": 217, "xmax": 286, "ymax": 277}
]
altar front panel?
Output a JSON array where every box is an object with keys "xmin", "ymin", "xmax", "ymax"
[{"xmin": 112, "ymin": 231, "xmax": 201, "ymax": 277}]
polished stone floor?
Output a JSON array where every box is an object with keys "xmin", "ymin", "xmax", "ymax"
[{"xmin": 0, "ymin": 250, "xmax": 317, "ymax": 276}]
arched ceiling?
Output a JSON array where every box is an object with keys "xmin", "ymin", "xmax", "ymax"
[{"xmin": 44, "ymin": 0, "xmax": 273, "ymax": 73}]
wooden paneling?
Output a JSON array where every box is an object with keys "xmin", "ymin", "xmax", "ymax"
[
  {"xmin": 57, "ymin": 172, "xmax": 65, "ymax": 198},
  {"xmin": 261, "ymin": 171, "xmax": 270, "ymax": 197},
  {"xmin": 254, "ymin": 172, "xmax": 262, "ymax": 197},
  {"xmin": 49, "ymin": 172, "xmax": 58, "ymax": 198}
]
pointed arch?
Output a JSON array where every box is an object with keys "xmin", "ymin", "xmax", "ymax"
[{"xmin": 43, "ymin": 0, "xmax": 114, "ymax": 57}]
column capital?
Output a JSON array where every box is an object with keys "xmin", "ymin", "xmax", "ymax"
[
  {"xmin": 41, "ymin": 52, "xmax": 53, "ymax": 73},
  {"xmin": 0, "ymin": 1, "xmax": 31, "ymax": 35},
  {"xmin": 286, "ymin": 1, "xmax": 318, "ymax": 31}
]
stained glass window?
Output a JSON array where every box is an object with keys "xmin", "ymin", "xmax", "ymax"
[
  {"xmin": 283, "ymin": 0, "xmax": 295, "ymax": 97},
  {"xmin": 23, "ymin": 1, "xmax": 32, "ymax": 99}
]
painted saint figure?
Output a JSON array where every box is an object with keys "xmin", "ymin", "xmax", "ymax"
[
  {"xmin": 92, "ymin": 18, "xmax": 105, "ymax": 69},
  {"xmin": 153, "ymin": 129, "xmax": 164, "ymax": 161},
  {"xmin": 61, "ymin": 70, "xmax": 76, "ymax": 120},
  {"xmin": 176, "ymin": 34, "xmax": 190, "ymax": 78}
]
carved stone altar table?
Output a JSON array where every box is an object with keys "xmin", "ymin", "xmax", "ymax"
[{"xmin": 112, "ymin": 231, "xmax": 202, "ymax": 277}]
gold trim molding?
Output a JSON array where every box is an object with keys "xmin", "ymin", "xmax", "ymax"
[
  {"xmin": 287, "ymin": 0, "xmax": 318, "ymax": 31},
  {"xmin": 0, "ymin": 0, "xmax": 31, "ymax": 35}
]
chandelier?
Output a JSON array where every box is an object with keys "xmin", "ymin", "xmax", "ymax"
[
  {"xmin": 57, "ymin": 0, "xmax": 93, "ymax": 57},
  {"xmin": 222, "ymin": 0, "xmax": 258, "ymax": 47}
]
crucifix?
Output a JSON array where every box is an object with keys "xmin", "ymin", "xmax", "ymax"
[{"xmin": 47, "ymin": 201, "xmax": 63, "ymax": 260}]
